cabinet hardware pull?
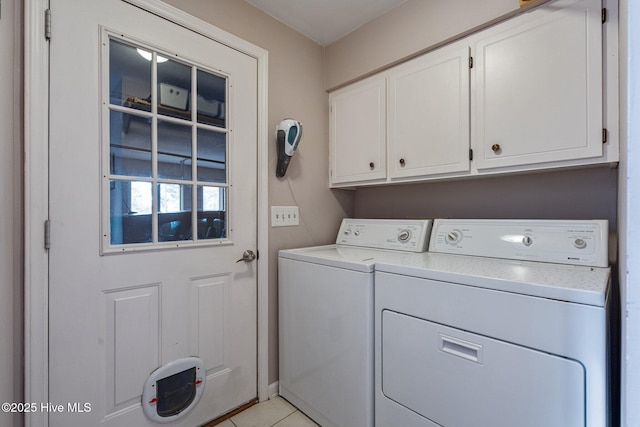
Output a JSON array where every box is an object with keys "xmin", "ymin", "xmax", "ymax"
[
  {"xmin": 399, "ymin": 158, "xmax": 406, "ymax": 166},
  {"xmin": 491, "ymin": 144, "xmax": 501, "ymax": 153},
  {"xmin": 369, "ymin": 162, "xmax": 375, "ymax": 170}
]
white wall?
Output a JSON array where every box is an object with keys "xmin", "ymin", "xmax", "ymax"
[
  {"xmin": 0, "ymin": 0, "xmax": 23, "ymax": 426},
  {"xmin": 620, "ymin": 0, "xmax": 640, "ymax": 425}
]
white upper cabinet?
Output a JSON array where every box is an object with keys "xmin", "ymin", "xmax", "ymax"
[
  {"xmin": 328, "ymin": 0, "xmax": 617, "ymax": 188},
  {"xmin": 388, "ymin": 43, "xmax": 471, "ymax": 179},
  {"xmin": 473, "ymin": 0, "xmax": 604, "ymax": 170},
  {"xmin": 330, "ymin": 76, "xmax": 387, "ymax": 185}
]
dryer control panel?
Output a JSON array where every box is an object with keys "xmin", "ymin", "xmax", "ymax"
[
  {"xmin": 429, "ymin": 219, "xmax": 609, "ymax": 267},
  {"xmin": 336, "ymin": 219, "xmax": 433, "ymax": 252}
]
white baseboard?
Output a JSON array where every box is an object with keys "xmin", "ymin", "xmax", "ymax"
[{"xmin": 268, "ymin": 381, "xmax": 279, "ymax": 399}]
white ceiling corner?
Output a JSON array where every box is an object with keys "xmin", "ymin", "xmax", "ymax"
[{"xmin": 243, "ymin": 0, "xmax": 408, "ymax": 46}]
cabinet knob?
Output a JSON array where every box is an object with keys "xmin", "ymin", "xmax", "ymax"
[
  {"xmin": 491, "ymin": 144, "xmax": 501, "ymax": 153},
  {"xmin": 369, "ymin": 162, "xmax": 375, "ymax": 170},
  {"xmin": 399, "ymin": 158, "xmax": 406, "ymax": 166}
]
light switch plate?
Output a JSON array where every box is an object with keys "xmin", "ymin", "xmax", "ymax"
[{"xmin": 271, "ymin": 206, "xmax": 299, "ymax": 227}]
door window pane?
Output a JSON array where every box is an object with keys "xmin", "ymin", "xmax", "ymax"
[
  {"xmin": 110, "ymin": 110, "xmax": 152, "ymax": 177},
  {"xmin": 158, "ymin": 122, "xmax": 192, "ymax": 180},
  {"xmin": 198, "ymin": 186, "xmax": 226, "ymax": 240},
  {"xmin": 110, "ymin": 180, "xmax": 152, "ymax": 245},
  {"xmin": 109, "ymin": 40, "xmax": 151, "ymax": 111},
  {"xmin": 158, "ymin": 59, "xmax": 192, "ymax": 121},
  {"xmin": 197, "ymin": 129, "xmax": 226, "ymax": 183},
  {"xmin": 197, "ymin": 70, "xmax": 226, "ymax": 127},
  {"xmin": 158, "ymin": 183, "xmax": 192, "ymax": 242}
]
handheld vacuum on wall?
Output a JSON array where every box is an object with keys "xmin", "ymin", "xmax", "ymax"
[{"xmin": 275, "ymin": 118, "xmax": 303, "ymax": 177}]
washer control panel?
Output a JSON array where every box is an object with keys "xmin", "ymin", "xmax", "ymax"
[
  {"xmin": 336, "ymin": 219, "xmax": 433, "ymax": 252},
  {"xmin": 429, "ymin": 219, "xmax": 609, "ymax": 267}
]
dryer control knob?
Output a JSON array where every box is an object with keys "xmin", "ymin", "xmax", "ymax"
[
  {"xmin": 574, "ymin": 238, "xmax": 587, "ymax": 249},
  {"xmin": 445, "ymin": 230, "xmax": 462, "ymax": 244},
  {"xmin": 398, "ymin": 229, "xmax": 412, "ymax": 243},
  {"xmin": 522, "ymin": 236, "xmax": 533, "ymax": 246}
]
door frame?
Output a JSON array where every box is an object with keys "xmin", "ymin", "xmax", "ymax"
[{"xmin": 24, "ymin": 1, "xmax": 270, "ymax": 425}]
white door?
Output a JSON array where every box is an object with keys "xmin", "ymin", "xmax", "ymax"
[{"xmin": 48, "ymin": 0, "xmax": 258, "ymax": 425}]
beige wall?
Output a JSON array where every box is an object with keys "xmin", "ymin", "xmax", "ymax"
[
  {"xmin": 161, "ymin": 0, "xmax": 354, "ymax": 386},
  {"xmin": 324, "ymin": 0, "xmax": 519, "ymax": 89},
  {"xmin": 1, "ymin": 0, "xmax": 23, "ymax": 425},
  {"xmin": 354, "ymin": 167, "xmax": 618, "ymax": 232}
]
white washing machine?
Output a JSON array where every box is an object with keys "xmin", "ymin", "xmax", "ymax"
[
  {"xmin": 278, "ymin": 218, "xmax": 433, "ymax": 427},
  {"xmin": 374, "ymin": 219, "xmax": 612, "ymax": 427}
]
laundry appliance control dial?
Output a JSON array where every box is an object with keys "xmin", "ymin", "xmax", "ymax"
[
  {"xmin": 397, "ymin": 229, "xmax": 412, "ymax": 243},
  {"xmin": 574, "ymin": 238, "xmax": 587, "ymax": 249},
  {"xmin": 445, "ymin": 230, "xmax": 463, "ymax": 245}
]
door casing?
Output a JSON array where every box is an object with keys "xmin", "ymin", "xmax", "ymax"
[{"xmin": 23, "ymin": 1, "xmax": 270, "ymax": 425}]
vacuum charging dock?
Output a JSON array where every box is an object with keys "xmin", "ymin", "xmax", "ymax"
[{"xmin": 142, "ymin": 357, "xmax": 205, "ymax": 423}]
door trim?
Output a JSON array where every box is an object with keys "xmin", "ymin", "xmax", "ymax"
[{"xmin": 24, "ymin": 1, "xmax": 269, "ymax": 425}]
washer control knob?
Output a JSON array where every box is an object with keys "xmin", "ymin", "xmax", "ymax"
[
  {"xmin": 354, "ymin": 229, "xmax": 361, "ymax": 236},
  {"xmin": 398, "ymin": 229, "xmax": 412, "ymax": 243},
  {"xmin": 574, "ymin": 238, "xmax": 587, "ymax": 249},
  {"xmin": 522, "ymin": 236, "xmax": 533, "ymax": 246},
  {"xmin": 343, "ymin": 228, "xmax": 351, "ymax": 236},
  {"xmin": 445, "ymin": 230, "xmax": 462, "ymax": 245}
]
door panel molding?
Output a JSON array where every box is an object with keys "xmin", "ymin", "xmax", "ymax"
[{"xmin": 24, "ymin": 1, "xmax": 269, "ymax": 425}]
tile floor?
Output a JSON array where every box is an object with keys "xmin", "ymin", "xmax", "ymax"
[{"xmin": 217, "ymin": 397, "xmax": 318, "ymax": 427}]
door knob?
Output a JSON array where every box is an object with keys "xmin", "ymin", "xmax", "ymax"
[{"xmin": 236, "ymin": 250, "xmax": 257, "ymax": 263}]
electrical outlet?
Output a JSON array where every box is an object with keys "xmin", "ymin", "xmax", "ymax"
[{"xmin": 271, "ymin": 206, "xmax": 299, "ymax": 227}]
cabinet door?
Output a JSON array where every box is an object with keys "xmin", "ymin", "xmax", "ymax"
[
  {"xmin": 474, "ymin": 0, "xmax": 603, "ymax": 170},
  {"xmin": 388, "ymin": 43, "xmax": 470, "ymax": 179},
  {"xmin": 330, "ymin": 77, "xmax": 386, "ymax": 186}
]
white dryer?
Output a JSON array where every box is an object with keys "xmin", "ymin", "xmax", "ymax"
[
  {"xmin": 374, "ymin": 219, "xmax": 612, "ymax": 427},
  {"xmin": 279, "ymin": 218, "xmax": 433, "ymax": 427}
]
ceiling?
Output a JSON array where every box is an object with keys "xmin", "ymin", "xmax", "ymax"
[{"xmin": 243, "ymin": 0, "xmax": 408, "ymax": 46}]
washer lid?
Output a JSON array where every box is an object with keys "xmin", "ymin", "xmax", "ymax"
[
  {"xmin": 375, "ymin": 252, "xmax": 610, "ymax": 307},
  {"xmin": 279, "ymin": 244, "xmax": 405, "ymax": 272}
]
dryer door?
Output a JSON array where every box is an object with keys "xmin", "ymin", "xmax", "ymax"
[{"xmin": 381, "ymin": 310, "xmax": 585, "ymax": 427}]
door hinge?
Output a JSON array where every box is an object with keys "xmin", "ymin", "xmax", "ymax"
[
  {"xmin": 45, "ymin": 8, "xmax": 52, "ymax": 40},
  {"xmin": 44, "ymin": 219, "xmax": 51, "ymax": 250},
  {"xmin": 469, "ymin": 56, "xmax": 474, "ymax": 69},
  {"xmin": 603, "ymin": 128, "xmax": 608, "ymax": 143},
  {"xmin": 602, "ymin": 8, "xmax": 607, "ymax": 24},
  {"xmin": 469, "ymin": 149, "xmax": 473, "ymax": 161}
]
